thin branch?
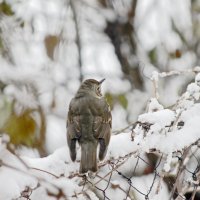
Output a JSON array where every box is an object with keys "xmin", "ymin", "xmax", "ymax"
[
  {"xmin": 169, "ymin": 146, "xmax": 192, "ymax": 200},
  {"xmin": 69, "ymin": 0, "xmax": 83, "ymax": 82},
  {"xmin": 30, "ymin": 167, "xmax": 60, "ymax": 179},
  {"xmin": 113, "ymin": 121, "xmax": 137, "ymax": 135}
]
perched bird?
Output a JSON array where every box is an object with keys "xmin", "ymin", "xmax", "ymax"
[{"xmin": 67, "ymin": 79, "xmax": 112, "ymax": 173}]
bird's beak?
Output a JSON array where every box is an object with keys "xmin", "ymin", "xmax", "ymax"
[{"xmin": 99, "ymin": 78, "xmax": 105, "ymax": 84}]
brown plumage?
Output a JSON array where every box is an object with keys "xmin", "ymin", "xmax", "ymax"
[{"xmin": 67, "ymin": 79, "xmax": 112, "ymax": 173}]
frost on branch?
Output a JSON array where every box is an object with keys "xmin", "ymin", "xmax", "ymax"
[
  {"xmin": 134, "ymin": 69, "xmax": 200, "ymax": 199},
  {"xmin": 135, "ymin": 70, "xmax": 200, "ymax": 154},
  {"xmin": 0, "ymin": 69, "xmax": 200, "ymax": 199}
]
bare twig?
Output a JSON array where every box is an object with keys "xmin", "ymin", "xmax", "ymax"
[{"xmin": 69, "ymin": 0, "xmax": 83, "ymax": 82}]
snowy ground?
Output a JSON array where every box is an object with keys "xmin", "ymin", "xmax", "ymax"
[{"xmin": 0, "ymin": 70, "xmax": 200, "ymax": 199}]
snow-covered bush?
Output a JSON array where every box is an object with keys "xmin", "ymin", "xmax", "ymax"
[
  {"xmin": 0, "ymin": 0, "xmax": 200, "ymax": 199},
  {"xmin": 0, "ymin": 69, "xmax": 200, "ymax": 200}
]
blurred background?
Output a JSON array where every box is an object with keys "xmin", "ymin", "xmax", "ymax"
[{"xmin": 0, "ymin": 0, "xmax": 199, "ymax": 157}]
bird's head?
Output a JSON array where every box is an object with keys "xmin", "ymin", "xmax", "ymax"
[{"xmin": 77, "ymin": 78, "xmax": 105, "ymax": 98}]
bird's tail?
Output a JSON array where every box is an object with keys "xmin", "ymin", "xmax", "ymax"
[{"xmin": 80, "ymin": 142, "xmax": 98, "ymax": 173}]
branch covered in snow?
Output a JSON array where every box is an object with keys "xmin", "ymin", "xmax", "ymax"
[{"xmin": 1, "ymin": 68, "xmax": 200, "ymax": 199}]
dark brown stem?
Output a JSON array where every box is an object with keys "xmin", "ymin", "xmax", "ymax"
[{"xmin": 69, "ymin": 0, "xmax": 83, "ymax": 82}]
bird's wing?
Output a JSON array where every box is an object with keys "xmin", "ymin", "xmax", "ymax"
[
  {"xmin": 67, "ymin": 99, "xmax": 81, "ymax": 161},
  {"xmin": 93, "ymin": 99, "xmax": 112, "ymax": 160}
]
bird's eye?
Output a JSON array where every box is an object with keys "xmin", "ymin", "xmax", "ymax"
[{"xmin": 96, "ymin": 86, "xmax": 101, "ymax": 95}]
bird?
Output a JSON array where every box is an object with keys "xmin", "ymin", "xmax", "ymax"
[{"xmin": 67, "ymin": 78, "xmax": 112, "ymax": 173}]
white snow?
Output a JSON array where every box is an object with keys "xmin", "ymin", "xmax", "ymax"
[
  {"xmin": 135, "ymin": 110, "xmax": 200, "ymax": 154},
  {"xmin": 0, "ymin": 0, "xmax": 199, "ymax": 199},
  {"xmin": 147, "ymin": 98, "xmax": 164, "ymax": 112},
  {"xmin": 138, "ymin": 109, "xmax": 175, "ymax": 130},
  {"xmin": 45, "ymin": 115, "xmax": 66, "ymax": 154},
  {"xmin": 131, "ymin": 174, "xmax": 169, "ymax": 200}
]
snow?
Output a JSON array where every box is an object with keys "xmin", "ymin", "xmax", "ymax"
[
  {"xmin": 127, "ymin": 90, "xmax": 149, "ymax": 122},
  {"xmin": 107, "ymin": 132, "xmax": 136, "ymax": 159},
  {"xmin": 151, "ymin": 71, "xmax": 159, "ymax": 82},
  {"xmin": 0, "ymin": 131, "xmax": 150, "ymax": 199},
  {"xmin": 0, "ymin": 145, "xmax": 81, "ymax": 199},
  {"xmin": 138, "ymin": 109, "xmax": 175, "ymax": 130},
  {"xmin": 1, "ymin": 79, "xmax": 200, "ymax": 198},
  {"xmin": 45, "ymin": 115, "xmax": 66, "ymax": 154},
  {"xmin": 16, "ymin": 146, "xmax": 40, "ymax": 158},
  {"xmin": 147, "ymin": 98, "xmax": 164, "ymax": 112},
  {"xmin": 135, "ymin": 0, "xmax": 191, "ymax": 51},
  {"xmin": 111, "ymin": 104, "xmax": 128, "ymax": 130},
  {"xmin": 133, "ymin": 71, "xmax": 200, "ymax": 159},
  {"xmin": 163, "ymin": 152, "xmax": 172, "ymax": 172},
  {"xmin": 0, "ymin": 0, "xmax": 199, "ymax": 199},
  {"xmin": 131, "ymin": 174, "xmax": 169, "ymax": 200},
  {"xmin": 135, "ymin": 107, "xmax": 200, "ymax": 154},
  {"xmin": 0, "ymin": 149, "xmax": 37, "ymax": 200},
  {"xmin": 186, "ymin": 82, "xmax": 200, "ymax": 100}
]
